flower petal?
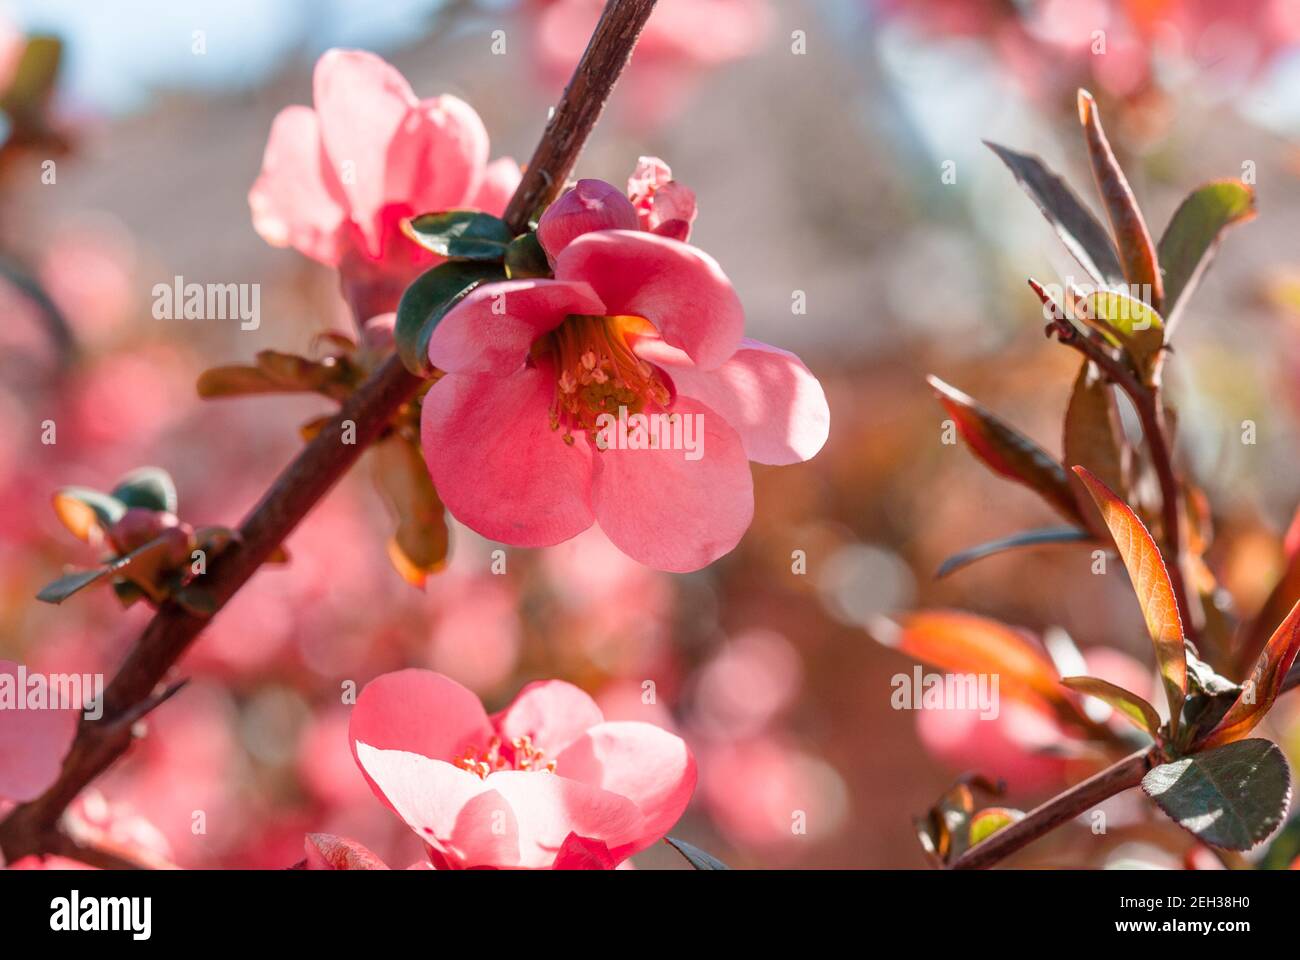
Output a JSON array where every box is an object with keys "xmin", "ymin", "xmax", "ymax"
[
  {"xmin": 557, "ymin": 721, "xmax": 696, "ymax": 856},
  {"xmin": 636, "ymin": 337, "xmax": 829, "ymax": 464},
  {"xmin": 537, "ymin": 179, "xmax": 640, "ymax": 260},
  {"xmin": 552, "ymin": 833, "xmax": 617, "ymax": 870},
  {"xmin": 303, "ymin": 833, "xmax": 390, "ymax": 870},
  {"xmin": 590, "ymin": 395, "xmax": 754, "ymax": 571},
  {"xmin": 0, "ymin": 660, "xmax": 79, "ymax": 803},
  {"xmin": 421, "ymin": 365, "xmax": 596, "ymax": 547},
  {"xmin": 349, "ymin": 669, "xmax": 492, "ymax": 778},
  {"xmin": 400, "ymin": 95, "xmax": 492, "ymax": 215},
  {"xmin": 474, "ymin": 770, "xmax": 644, "ymax": 868},
  {"xmin": 493, "ymin": 680, "xmax": 604, "ymax": 758},
  {"xmin": 426, "ymin": 279, "xmax": 605, "ymax": 376},
  {"xmin": 471, "ymin": 157, "xmax": 523, "ymax": 217},
  {"xmin": 248, "ymin": 105, "xmax": 346, "ymax": 264},
  {"xmin": 312, "ymin": 49, "xmax": 417, "ymax": 255},
  {"xmin": 353, "ymin": 743, "xmax": 513, "ymax": 866},
  {"xmin": 556, "ymin": 230, "xmax": 743, "ymax": 370}
]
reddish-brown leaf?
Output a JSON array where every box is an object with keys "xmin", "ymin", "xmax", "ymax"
[
  {"xmin": 1078, "ymin": 90, "xmax": 1163, "ymax": 309},
  {"xmin": 928, "ymin": 375, "xmax": 1083, "ymax": 525},
  {"xmin": 876, "ymin": 610, "xmax": 1064, "ymax": 707},
  {"xmin": 1235, "ymin": 505, "xmax": 1300, "ymax": 676},
  {"xmin": 1199, "ymin": 601, "xmax": 1300, "ymax": 750},
  {"xmin": 1074, "ymin": 466, "xmax": 1187, "ymax": 735},
  {"xmin": 1064, "ymin": 358, "xmax": 1128, "ymax": 531}
]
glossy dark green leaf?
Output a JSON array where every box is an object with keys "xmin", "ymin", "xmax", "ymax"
[
  {"xmin": 664, "ymin": 836, "xmax": 730, "ymax": 870},
  {"xmin": 1142, "ymin": 738, "xmax": 1291, "ymax": 850},
  {"xmin": 984, "ymin": 140, "xmax": 1124, "ymax": 287},
  {"xmin": 36, "ymin": 532, "xmax": 179, "ymax": 605},
  {"xmin": 1158, "ymin": 180, "xmax": 1256, "ymax": 334},
  {"xmin": 395, "ymin": 261, "xmax": 504, "ymax": 376},
  {"xmin": 111, "ymin": 466, "xmax": 178, "ymax": 514},
  {"xmin": 936, "ymin": 526, "xmax": 1091, "ymax": 579},
  {"xmin": 504, "ymin": 231, "xmax": 551, "ymax": 279},
  {"xmin": 403, "ymin": 211, "xmax": 512, "ymax": 260}
]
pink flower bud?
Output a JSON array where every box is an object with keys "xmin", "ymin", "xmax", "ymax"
[
  {"xmin": 627, "ymin": 156, "xmax": 698, "ymax": 240},
  {"xmin": 107, "ymin": 508, "xmax": 191, "ymax": 565},
  {"xmin": 536, "ymin": 178, "xmax": 639, "ymax": 259}
]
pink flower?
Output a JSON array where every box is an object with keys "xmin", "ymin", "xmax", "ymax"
[
  {"xmin": 349, "ymin": 669, "xmax": 696, "ymax": 869},
  {"xmin": 420, "ymin": 169, "xmax": 829, "ymax": 572},
  {"xmin": 249, "ymin": 49, "xmax": 521, "ymax": 320},
  {"xmin": 0, "ymin": 660, "xmax": 78, "ymax": 804}
]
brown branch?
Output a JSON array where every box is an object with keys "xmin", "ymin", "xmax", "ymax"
[
  {"xmin": 1029, "ymin": 279, "xmax": 1198, "ymax": 645},
  {"xmin": 949, "ymin": 748, "xmax": 1156, "ymax": 870},
  {"xmin": 0, "ymin": 0, "xmax": 660, "ymax": 865}
]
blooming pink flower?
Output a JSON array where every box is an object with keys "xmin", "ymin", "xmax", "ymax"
[
  {"xmin": 249, "ymin": 49, "xmax": 521, "ymax": 320},
  {"xmin": 349, "ymin": 669, "xmax": 696, "ymax": 869},
  {"xmin": 0, "ymin": 660, "xmax": 78, "ymax": 804},
  {"xmin": 421, "ymin": 165, "xmax": 829, "ymax": 572}
]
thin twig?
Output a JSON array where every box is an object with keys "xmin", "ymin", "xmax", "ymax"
[
  {"xmin": 948, "ymin": 748, "xmax": 1156, "ymax": 870},
  {"xmin": 0, "ymin": 0, "xmax": 660, "ymax": 865}
]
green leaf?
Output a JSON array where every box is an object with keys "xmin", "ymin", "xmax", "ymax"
[
  {"xmin": 111, "ymin": 466, "xmax": 178, "ymax": 514},
  {"xmin": 984, "ymin": 140, "xmax": 1124, "ymax": 287},
  {"xmin": 1081, "ymin": 290, "xmax": 1165, "ymax": 383},
  {"xmin": 969, "ymin": 807, "xmax": 1024, "ymax": 847},
  {"xmin": 1141, "ymin": 738, "xmax": 1292, "ymax": 850},
  {"xmin": 1061, "ymin": 675, "xmax": 1162, "ymax": 737},
  {"xmin": 395, "ymin": 261, "xmax": 504, "ymax": 376},
  {"xmin": 504, "ymin": 231, "xmax": 551, "ymax": 279},
  {"xmin": 928, "ymin": 375, "xmax": 1084, "ymax": 525},
  {"xmin": 664, "ymin": 836, "xmax": 730, "ymax": 870},
  {"xmin": 403, "ymin": 211, "xmax": 513, "ymax": 260},
  {"xmin": 936, "ymin": 526, "xmax": 1091, "ymax": 579},
  {"xmin": 1158, "ymin": 180, "xmax": 1256, "ymax": 333}
]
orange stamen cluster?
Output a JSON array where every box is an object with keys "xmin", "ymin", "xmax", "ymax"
[
  {"xmin": 453, "ymin": 734, "xmax": 558, "ymax": 780},
  {"xmin": 539, "ymin": 315, "xmax": 670, "ymax": 446}
]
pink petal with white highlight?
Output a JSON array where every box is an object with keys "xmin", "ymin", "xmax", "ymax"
[{"xmin": 348, "ymin": 669, "xmax": 492, "ymax": 792}]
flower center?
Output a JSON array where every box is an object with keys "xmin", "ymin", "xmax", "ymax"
[
  {"xmin": 452, "ymin": 735, "xmax": 557, "ymax": 780},
  {"xmin": 536, "ymin": 315, "xmax": 671, "ymax": 446}
]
